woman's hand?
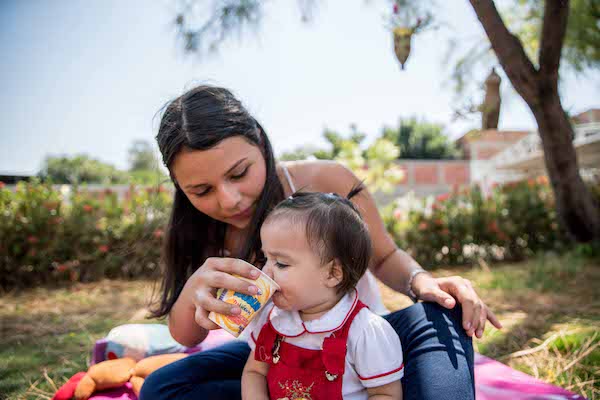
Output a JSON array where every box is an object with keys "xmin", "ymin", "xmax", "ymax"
[
  {"xmin": 181, "ymin": 257, "xmax": 261, "ymax": 330},
  {"xmin": 412, "ymin": 273, "xmax": 502, "ymax": 338}
]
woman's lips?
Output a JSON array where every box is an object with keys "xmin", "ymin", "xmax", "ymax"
[{"xmin": 229, "ymin": 205, "xmax": 253, "ymax": 220}]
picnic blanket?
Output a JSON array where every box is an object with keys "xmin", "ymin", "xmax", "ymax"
[{"xmin": 55, "ymin": 327, "xmax": 588, "ymax": 400}]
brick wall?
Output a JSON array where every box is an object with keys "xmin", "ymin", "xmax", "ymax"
[{"xmin": 374, "ymin": 160, "xmax": 470, "ymax": 204}]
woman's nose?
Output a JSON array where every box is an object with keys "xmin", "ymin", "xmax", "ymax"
[{"xmin": 217, "ymin": 183, "xmax": 241, "ymax": 210}]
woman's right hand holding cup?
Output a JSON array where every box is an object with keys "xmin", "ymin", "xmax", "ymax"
[{"xmin": 183, "ymin": 257, "xmax": 262, "ymax": 330}]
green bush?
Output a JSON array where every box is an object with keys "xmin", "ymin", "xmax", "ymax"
[
  {"xmin": 383, "ymin": 177, "xmax": 578, "ymax": 268},
  {"xmin": 0, "ymin": 180, "xmax": 172, "ymax": 290}
]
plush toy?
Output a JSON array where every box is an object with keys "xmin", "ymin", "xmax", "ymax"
[{"xmin": 71, "ymin": 353, "xmax": 188, "ymax": 400}]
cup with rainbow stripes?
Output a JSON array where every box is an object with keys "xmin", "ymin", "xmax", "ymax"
[{"xmin": 208, "ymin": 265, "xmax": 280, "ymax": 337}]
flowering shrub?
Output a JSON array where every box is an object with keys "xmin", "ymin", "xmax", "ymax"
[
  {"xmin": 383, "ymin": 177, "xmax": 577, "ymax": 268},
  {"xmin": 0, "ymin": 180, "xmax": 172, "ymax": 289}
]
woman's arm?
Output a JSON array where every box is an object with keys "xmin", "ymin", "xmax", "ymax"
[
  {"xmin": 242, "ymin": 352, "xmax": 270, "ymax": 400},
  {"xmin": 310, "ymin": 161, "xmax": 502, "ymax": 338},
  {"xmin": 307, "ymin": 161, "xmax": 423, "ymax": 292}
]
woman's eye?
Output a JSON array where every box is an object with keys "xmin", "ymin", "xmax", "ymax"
[
  {"xmin": 275, "ymin": 262, "xmax": 289, "ymax": 269},
  {"xmin": 193, "ymin": 188, "xmax": 210, "ymax": 197},
  {"xmin": 231, "ymin": 167, "xmax": 249, "ymax": 180}
]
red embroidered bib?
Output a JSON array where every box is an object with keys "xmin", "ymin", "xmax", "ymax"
[{"xmin": 254, "ymin": 300, "xmax": 367, "ymax": 400}]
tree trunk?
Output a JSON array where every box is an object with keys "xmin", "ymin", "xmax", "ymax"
[
  {"xmin": 530, "ymin": 85, "xmax": 600, "ymax": 241},
  {"xmin": 468, "ymin": 0, "xmax": 600, "ymax": 241}
]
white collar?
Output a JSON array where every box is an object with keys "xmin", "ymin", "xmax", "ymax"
[{"xmin": 268, "ymin": 289, "xmax": 359, "ymax": 337}]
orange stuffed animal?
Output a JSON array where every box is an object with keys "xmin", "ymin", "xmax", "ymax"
[{"xmin": 73, "ymin": 353, "xmax": 188, "ymax": 399}]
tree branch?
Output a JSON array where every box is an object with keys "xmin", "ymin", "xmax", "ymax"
[
  {"xmin": 468, "ymin": 0, "xmax": 540, "ymax": 105},
  {"xmin": 539, "ymin": 0, "xmax": 569, "ymax": 80}
]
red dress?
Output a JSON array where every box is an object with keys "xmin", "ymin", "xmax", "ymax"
[{"xmin": 254, "ymin": 300, "xmax": 367, "ymax": 400}]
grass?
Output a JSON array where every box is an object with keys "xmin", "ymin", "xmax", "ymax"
[{"xmin": 1, "ymin": 253, "xmax": 598, "ymax": 399}]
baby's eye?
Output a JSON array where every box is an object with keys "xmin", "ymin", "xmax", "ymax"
[{"xmin": 275, "ymin": 262, "xmax": 289, "ymax": 269}]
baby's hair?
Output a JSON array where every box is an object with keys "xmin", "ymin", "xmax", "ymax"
[{"xmin": 263, "ymin": 183, "xmax": 372, "ymax": 294}]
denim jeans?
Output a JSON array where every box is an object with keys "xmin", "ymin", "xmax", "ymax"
[{"xmin": 140, "ymin": 302, "xmax": 474, "ymax": 400}]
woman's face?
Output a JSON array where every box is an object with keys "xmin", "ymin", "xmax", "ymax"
[{"xmin": 171, "ymin": 136, "xmax": 267, "ymax": 229}]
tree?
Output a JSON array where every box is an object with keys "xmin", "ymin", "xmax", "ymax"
[
  {"xmin": 170, "ymin": 0, "xmax": 600, "ymax": 241},
  {"xmin": 128, "ymin": 140, "xmax": 159, "ymax": 172},
  {"xmin": 127, "ymin": 140, "xmax": 169, "ymax": 185},
  {"xmin": 38, "ymin": 155, "xmax": 127, "ymax": 184},
  {"xmin": 382, "ymin": 118, "xmax": 462, "ymax": 159},
  {"xmin": 279, "ymin": 125, "xmax": 365, "ymax": 161},
  {"xmin": 278, "ymin": 145, "xmax": 332, "ymax": 161}
]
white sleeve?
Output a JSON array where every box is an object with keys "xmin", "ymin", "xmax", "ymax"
[
  {"xmin": 242, "ymin": 301, "xmax": 274, "ymax": 351},
  {"xmin": 349, "ymin": 309, "xmax": 404, "ymax": 388}
]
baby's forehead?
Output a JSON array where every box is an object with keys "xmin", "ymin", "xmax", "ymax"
[
  {"xmin": 263, "ymin": 208, "xmax": 308, "ymax": 227},
  {"xmin": 261, "ymin": 213, "xmax": 305, "ymax": 235}
]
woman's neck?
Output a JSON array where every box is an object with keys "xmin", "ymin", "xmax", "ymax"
[{"xmin": 224, "ymin": 224, "xmax": 251, "ymax": 256}]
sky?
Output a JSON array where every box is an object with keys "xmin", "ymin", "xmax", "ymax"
[{"xmin": 1, "ymin": 0, "xmax": 598, "ymax": 174}]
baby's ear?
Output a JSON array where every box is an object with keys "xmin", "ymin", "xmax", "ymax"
[{"xmin": 325, "ymin": 259, "xmax": 344, "ymax": 288}]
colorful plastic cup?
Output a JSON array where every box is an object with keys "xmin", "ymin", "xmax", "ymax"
[{"xmin": 208, "ymin": 265, "xmax": 280, "ymax": 337}]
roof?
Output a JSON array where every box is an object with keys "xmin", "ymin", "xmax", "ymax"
[
  {"xmin": 455, "ymin": 129, "xmax": 531, "ymax": 144},
  {"xmin": 572, "ymin": 108, "xmax": 600, "ymax": 124}
]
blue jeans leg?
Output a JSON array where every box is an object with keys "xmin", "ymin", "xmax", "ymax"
[
  {"xmin": 139, "ymin": 339, "xmax": 251, "ymax": 400},
  {"xmin": 384, "ymin": 302, "xmax": 475, "ymax": 400}
]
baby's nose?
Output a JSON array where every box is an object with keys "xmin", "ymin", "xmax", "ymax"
[{"xmin": 262, "ymin": 264, "xmax": 274, "ymax": 280}]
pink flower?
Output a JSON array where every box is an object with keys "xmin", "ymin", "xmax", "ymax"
[
  {"xmin": 393, "ymin": 3, "xmax": 399, "ymax": 14},
  {"xmin": 83, "ymin": 204, "xmax": 93, "ymax": 212},
  {"xmin": 488, "ymin": 221, "xmax": 499, "ymax": 233},
  {"xmin": 393, "ymin": 209, "xmax": 403, "ymax": 220},
  {"xmin": 419, "ymin": 222, "xmax": 428, "ymax": 230},
  {"xmin": 27, "ymin": 236, "xmax": 39, "ymax": 244},
  {"xmin": 436, "ymin": 193, "xmax": 450, "ymax": 202},
  {"xmin": 57, "ymin": 264, "xmax": 68, "ymax": 273},
  {"xmin": 98, "ymin": 245, "xmax": 109, "ymax": 253},
  {"xmin": 153, "ymin": 229, "xmax": 164, "ymax": 239},
  {"xmin": 0, "ymin": 181, "xmax": 5, "ymax": 189}
]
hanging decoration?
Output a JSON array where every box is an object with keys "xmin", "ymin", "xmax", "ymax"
[{"xmin": 388, "ymin": 1, "xmax": 433, "ymax": 70}]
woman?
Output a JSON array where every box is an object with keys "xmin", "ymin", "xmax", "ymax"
[{"xmin": 140, "ymin": 85, "xmax": 501, "ymax": 400}]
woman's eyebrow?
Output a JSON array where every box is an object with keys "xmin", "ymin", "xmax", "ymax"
[{"xmin": 184, "ymin": 157, "xmax": 248, "ymax": 189}]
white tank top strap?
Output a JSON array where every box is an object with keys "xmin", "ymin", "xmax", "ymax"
[{"xmin": 281, "ymin": 164, "xmax": 297, "ymax": 193}]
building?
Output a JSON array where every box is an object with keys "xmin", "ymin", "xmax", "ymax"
[{"xmin": 377, "ymin": 109, "xmax": 600, "ymax": 203}]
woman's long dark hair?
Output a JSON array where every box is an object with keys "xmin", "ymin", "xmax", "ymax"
[{"xmin": 149, "ymin": 85, "xmax": 284, "ymax": 319}]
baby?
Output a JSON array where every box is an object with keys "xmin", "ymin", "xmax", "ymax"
[{"xmin": 241, "ymin": 186, "xmax": 403, "ymax": 400}]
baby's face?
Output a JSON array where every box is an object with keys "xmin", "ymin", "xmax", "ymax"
[{"xmin": 260, "ymin": 218, "xmax": 336, "ymax": 313}]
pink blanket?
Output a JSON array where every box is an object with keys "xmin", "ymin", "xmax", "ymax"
[
  {"xmin": 81, "ymin": 330, "xmax": 587, "ymax": 400},
  {"xmin": 474, "ymin": 353, "xmax": 586, "ymax": 399}
]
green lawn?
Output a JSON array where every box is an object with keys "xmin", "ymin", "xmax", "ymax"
[{"xmin": 1, "ymin": 254, "xmax": 598, "ymax": 399}]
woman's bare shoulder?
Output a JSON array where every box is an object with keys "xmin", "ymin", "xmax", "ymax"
[{"xmin": 282, "ymin": 160, "xmax": 357, "ymax": 192}]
